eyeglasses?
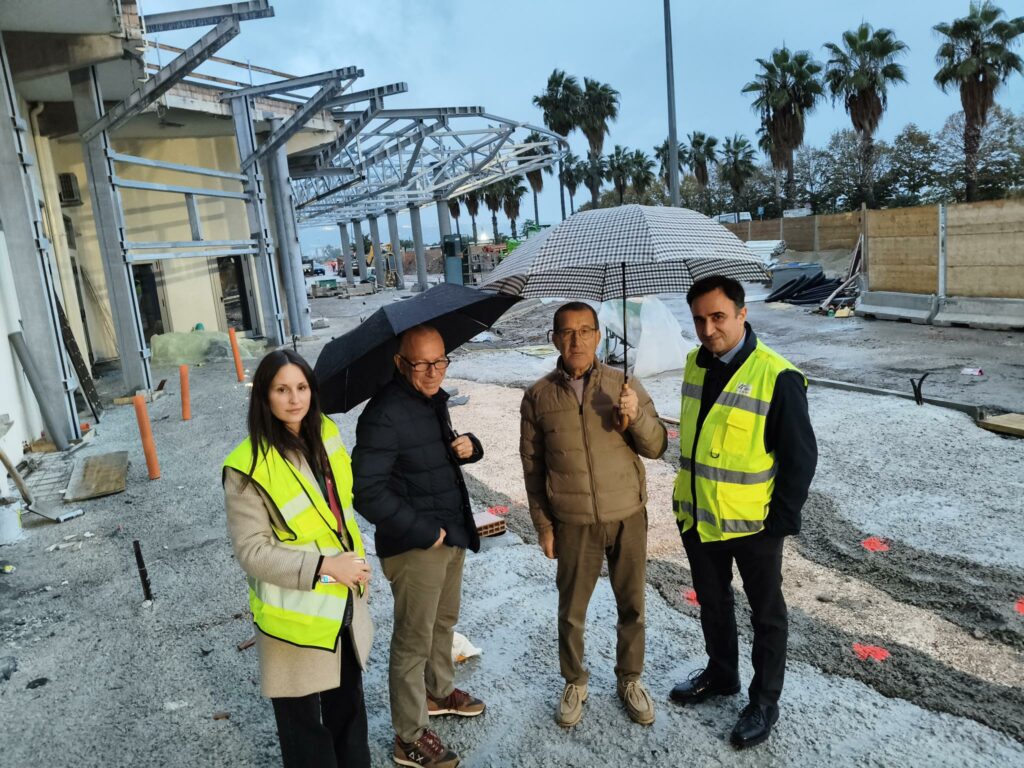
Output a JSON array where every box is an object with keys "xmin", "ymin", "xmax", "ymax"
[
  {"xmin": 399, "ymin": 355, "xmax": 451, "ymax": 372},
  {"xmin": 547, "ymin": 327, "xmax": 597, "ymax": 343}
]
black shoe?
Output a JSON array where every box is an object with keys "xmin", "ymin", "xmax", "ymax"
[
  {"xmin": 730, "ymin": 703, "xmax": 779, "ymax": 749},
  {"xmin": 669, "ymin": 668, "xmax": 741, "ymax": 705}
]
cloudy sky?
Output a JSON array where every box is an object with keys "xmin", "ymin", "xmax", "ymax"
[{"xmin": 144, "ymin": 0, "xmax": 1024, "ymax": 253}]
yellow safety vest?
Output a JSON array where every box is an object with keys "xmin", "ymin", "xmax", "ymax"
[
  {"xmin": 223, "ymin": 415, "xmax": 364, "ymax": 651},
  {"xmin": 672, "ymin": 340, "xmax": 804, "ymax": 542}
]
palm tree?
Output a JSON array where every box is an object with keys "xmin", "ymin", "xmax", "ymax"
[
  {"xmin": 719, "ymin": 134, "xmax": 757, "ymax": 208},
  {"xmin": 561, "ymin": 152, "xmax": 581, "ymax": 214},
  {"xmin": 463, "ymin": 190, "xmax": 480, "ymax": 243},
  {"xmin": 483, "ymin": 183, "xmax": 502, "ymax": 242},
  {"xmin": 606, "ymin": 145, "xmax": 632, "ymax": 205},
  {"xmin": 934, "ymin": 1, "xmax": 1024, "ymax": 202},
  {"xmin": 655, "ymin": 138, "xmax": 687, "ymax": 193},
  {"xmin": 685, "ymin": 131, "xmax": 719, "ymax": 189},
  {"xmin": 577, "ymin": 78, "xmax": 620, "ymax": 207},
  {"xmin": 742, "ymin": 46, "xmax": 824, "ymax": 206},
  {"xmin": 580, "ymin": 154, "xmax": 608, "ymax": 209},
  {"xmin": 447, "ymin": 197, "xmax": 462, "ymax": 238},
  {"xmin": 629, "ymin": 149, "xmax": 656, "ymax": 200},
  {"xmin": 824, "ymin": 23, "xmax": 908, "ymax": 207},
  {"xmin": 501, "ymin": 176, "xmax": 529, "ymax": 239},
  {"xmin": 520, "ymin": 130, "xmax": 546, "ymax": 225},
  {"xmin": 533, "ymin": 69, "xmax": 582, "ymax": 220}
]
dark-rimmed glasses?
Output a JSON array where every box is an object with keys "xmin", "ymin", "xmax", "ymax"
[
  {"xmin": 399, "ymin": 355, "xmax": 451, "ymax": 372},
  {"xmin": 547, "ymin": 327, "xmax": 597, "ymax": 343}
]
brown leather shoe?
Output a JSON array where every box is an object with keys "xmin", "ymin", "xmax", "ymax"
[
  {"xmin": 393, "ymin": 729, "xmax": 460, "ymax": 767},
  {"xmin": 427, "ymin": 688, "xmax": 486, "ymax": 717}
]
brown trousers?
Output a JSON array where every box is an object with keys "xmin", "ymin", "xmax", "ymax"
[
  {"xmin": 554, "ymin": 509, "xmax": 647, "ymax": 686},
  {"xmin": 380, "ymin": 545, "xmax": 466, "ymax": 742}
]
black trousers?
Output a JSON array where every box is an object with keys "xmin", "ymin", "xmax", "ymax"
[
  {"xmin": 271, "ymin": 633, "xmax": 370, "ymax": 768},
  {"xmin": 682, "ymin": 530, "xmax": 787, "ymax": 707}
]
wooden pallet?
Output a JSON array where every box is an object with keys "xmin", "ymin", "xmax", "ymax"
[{"xmin": 978, "ymin": 413, "xmax": 1024, "ymax": 438}]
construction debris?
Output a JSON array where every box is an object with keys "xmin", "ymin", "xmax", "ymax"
[
  {"xmin": 978, "ymin": 413, "xmax": 1024, "ymax": 438},
  {"xmin": 64, "ymin": 452, "xmax": 129, "ymax": 502}
]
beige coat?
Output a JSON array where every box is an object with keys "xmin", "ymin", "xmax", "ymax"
[
  {"xmin": 520, "ymin": 362, "xmax": 667, "ymax": 531},
  {"xmin": 223, "ymin": 455, "xmax": 373, "ymax": 699}
]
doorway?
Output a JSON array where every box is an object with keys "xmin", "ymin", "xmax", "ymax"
[
  {"xmin": 132, "ymin": 263, "xmax": 165, "ymax": 342},
  {"xmin": 216, "ymin": 255, "xmax": 252, "ymax": 331}
]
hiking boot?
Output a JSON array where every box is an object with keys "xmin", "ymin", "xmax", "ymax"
[
  {"xmin": 556, "ymin": 682, "xmax": 588, "ymax": 727},
  {"xmin": 617, "ymin": 679, "xmax": 655, "ymax": 725},
  {"xmin": 393, "ymin": 729, "xmax": 460, "ymax": 768},
  {"xmin": 427, "ymin": 688, "xmax": 486, "ymax": 717}
]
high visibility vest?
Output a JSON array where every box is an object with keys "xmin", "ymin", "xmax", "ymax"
[
  {"xmin": 672, "ymin": 340, "xmax": 804, "ymax": 543},
  {"xmin": 223, "ymin": 415, "xmax": 364, "ymax": 651}
]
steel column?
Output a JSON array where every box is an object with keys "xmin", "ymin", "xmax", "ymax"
[
  {"xmin": 436, "ymin": 198, "xmax": 451, "ymax": 241},
  {"xmin": 337, "ymin": 223, "xmax": 355, "ymax": 286},
  {"xmin": 386, "ymin": 210, "xmax": 405, "ymax": 290},
  {"xmin": 409, "ymin": 205, "xmax": 428, "ymax": 292},
  {"xmin": 69, "ymin": 65, "xmax": 152, "ymax": 397},
  {"xmin": 230, "ymin": 95, "xmax": 284, "ymax": 344},
  {"xmin": 1, "ymin": 39, "xmax": 78, "ymax": 445},
  {"xmin": 368, "ymin": 216, "xmax": 385, "ymax": 289},
  {"xmin": 266, "ymin": 116, "xmax": 311, "ymax": 337},
  {"xmin": 351, "ymin": 219, "xmax": 367, "ymax": 282}
]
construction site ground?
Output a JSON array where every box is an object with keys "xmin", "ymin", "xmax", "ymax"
[{"xmin": 1, "ymin": 279, "xmax": 1022, "ymax": 767}]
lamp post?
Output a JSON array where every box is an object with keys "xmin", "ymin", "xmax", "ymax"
[{"xmin": 664, "ymin": 0, "xmax": 680, "ymax": 207}]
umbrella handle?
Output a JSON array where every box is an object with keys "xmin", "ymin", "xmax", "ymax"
[{"xmin": 621, "ymin": 261, "xmax": 628, "ymax": 383}]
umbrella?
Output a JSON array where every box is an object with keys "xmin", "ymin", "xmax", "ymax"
[
  {"xmin": 314, "ymin": 283, "xmax": 520, "ymax": 413},
  {"xmin": 482, "ymin": 204, "xmax": 769, "ymax": 378}
]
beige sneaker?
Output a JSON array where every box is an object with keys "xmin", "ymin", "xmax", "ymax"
[
  {"xmin": 557, "ymin": 682, "xmax": 588, "ymax": 727},
  {"xmin": 617, "ymin": 679, "xmax": 655, "ymax": 725}
]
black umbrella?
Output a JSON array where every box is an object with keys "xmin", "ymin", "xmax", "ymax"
[{"xmin": 314, "ymin": 283, "xmax": 521, "ymax": 413}]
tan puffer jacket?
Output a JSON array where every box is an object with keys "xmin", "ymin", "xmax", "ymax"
[{"xmin": 520, "ymin": 362, "xmax": 667, "ymax": 530}]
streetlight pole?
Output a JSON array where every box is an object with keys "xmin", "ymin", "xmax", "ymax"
[{"xmin": 664, "ymin": 0, "xmax": 680, "ymax": 207}]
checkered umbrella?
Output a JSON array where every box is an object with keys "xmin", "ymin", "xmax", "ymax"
[
  {"xmin": 482, "ymin": 204, "xmax": 768, "ymax": 300},
  {"xmin": 481, "ymin": 205, "xmax": 768, "ymax": 381}
]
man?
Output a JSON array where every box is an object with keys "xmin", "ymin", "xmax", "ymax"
[
  {"xmin": 669, "ymin": 275, "xmax": 817, "ymax": 749},
  {"xmin": 353, "ymin": 325, "xmax": 485, "ymax": 768},
  {"xmin": 520, "ymin": 302, "xmax": 667, "ymax": 728}
]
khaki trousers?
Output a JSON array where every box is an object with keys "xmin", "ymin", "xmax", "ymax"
[
  {"xmin": 555, "ymin": 510, "xmax": 647, "ymax": 686},
  {"xmin": 380, "ymin": 545, "xmax": 466, "ymax": 742}
]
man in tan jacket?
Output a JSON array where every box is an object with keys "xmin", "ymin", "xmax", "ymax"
[{"xmin": 520, "ymin": 301, "xmax": 667, "ymax": 728}]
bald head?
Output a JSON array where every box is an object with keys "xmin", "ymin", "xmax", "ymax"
[{"xmin": 395, "ymin": 325, "xmax": 448, "ymax": 397}]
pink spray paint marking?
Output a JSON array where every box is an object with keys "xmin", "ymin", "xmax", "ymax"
[
  {"xmin": 684, "ymin": 589, "xmax": 699, "ymax": 606},
  {"xmin": 667, "ymin": 429, "xmax": 680, "ymax": 439},
  {"xmin": 861, "ymin": 536, "xmax": 890, "ymax": 552},
  {"xmin": 1015, "ymin": 597, "xmax": 1024, "ymax": 615},
  {"xmin": 852, "ymin": 643, "xmax": 890, "ymax": 662},
  {"xmin": 487, "ymin": 505, "xmax": 509, "ymax": 516}
]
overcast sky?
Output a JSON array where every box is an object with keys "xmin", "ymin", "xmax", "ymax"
[{"xmin": 144, "ymin": 0, "xmax": 1024, "ymax": 253}]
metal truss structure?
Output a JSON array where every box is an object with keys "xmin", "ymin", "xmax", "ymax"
[{"xmin": 289, "ymin": 107, "xmax": 566, "ymax": 225}]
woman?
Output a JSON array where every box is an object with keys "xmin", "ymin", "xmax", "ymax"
[{"xmin": 223, "ymin": 349, "xmax": 372, "ymax": 768}]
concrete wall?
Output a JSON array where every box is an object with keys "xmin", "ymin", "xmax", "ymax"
[
  {"xmin": 865, "ymin": 206, "xmax": 939, "ymax": 294},
  {"xmin": 946, "ymin": 199, "xmax": 1024, "ymax": 299}
]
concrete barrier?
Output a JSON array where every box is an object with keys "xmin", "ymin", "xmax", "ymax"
[
  {"xmin": 932, "ymin": 296, "xmax": 1024, "ymax": 330},
  {"xmin": 855, "ymin": 291, "xmax": 937, "ymax": 324}
]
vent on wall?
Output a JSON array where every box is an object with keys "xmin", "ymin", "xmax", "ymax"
[{"xmin": 58, "ymin": 173, "xmax": 82, "ymax": 207}]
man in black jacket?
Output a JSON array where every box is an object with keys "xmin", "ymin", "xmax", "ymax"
[
  {"xmin": 669, "ymin": 276, "xmax": 817, "ymax": 750},
  {"xmin": 353, "ymin": 325, "xmax": 484, "ymax": 768}
]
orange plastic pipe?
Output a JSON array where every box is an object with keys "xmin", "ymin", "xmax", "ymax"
[
  {"xmin": 228, "ymin": 327, "xmax": 244, "ymax": 382},
  {"xmin": 133, "ymin": 394, "xmax": 161, "ymax": 480},
  {"xmin": 179, "ymin": 364, "xmax": 191, "ymax": 421}
]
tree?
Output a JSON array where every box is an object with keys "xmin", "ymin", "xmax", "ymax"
[
  {"xmin": 577, "ymin": 78, "xmax": 620, "ymax": 207},
  {"xmin": 606, "ymin": 144, "xmax": 632, "ymax": 205},
  {"xmin": 629, "ymin": 149, "xmax": 657, "ymax": 200},
  {"xmin": 654, "ymin": 138, "xmax": 686, "ymax": 193},
  {"xmin": 936, "ymin": 105, "xmax": 1024, "ymax": 200},
  {"xmin": 561, "ymin": 152, "xmax": 582, "ymax": 214},
  {"xmin": 447, "ymin": 197, "xmax": 462, "ymax": 238},
  {"xmin": 719, "ymin": 134, "xmax": 757, "ymax": 209},
  {"xmin": 824, "ymin": 23, "xmax": 908, "ymax": 207},
  {"xmin": 578, "ymin": 153, "xmax": 608, "ymax": 210},
  {"xmin": 685, "ymin": 131, "xmax": 718, "ymax": 189},
  {"xmin": 934, "ymin": 1, "xmax": 1024, "ymax": 201},
  {"xmin": 743, "ymin": 46, "xmax": 824, "ymax": 206},
  {"xmin": 520, "ymin": 130, "xmax": 547, "ymax": 225},
  {"xmin": 463, "ymin": 190, "xmax": 481, "ymax": 243},
  {"xmin": 533, "ymin": 69, "xmax": 582, "ymax": 220},
  {"xmin": 500, "ymin": 177, "xmax": 529, "ymax": 239},
  {"xmin": 483, "ymin": 183, "xmax": 502, "ymax": 242},
  {"xmin": 882, "ymin": 123, "xmax": 944, "ymax": 206}
]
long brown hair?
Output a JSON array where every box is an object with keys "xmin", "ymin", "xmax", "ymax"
[{"xmin": 244, "ymin": 349, "xmax": 328, "ymax": 483}]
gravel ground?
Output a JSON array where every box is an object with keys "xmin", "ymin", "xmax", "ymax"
[{"xmin": 1, "ymin": 283, "xmax": 1022, "ymax": 766}]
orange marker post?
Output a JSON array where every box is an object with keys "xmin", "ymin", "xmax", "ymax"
[
  {"xmin": 179, "ymin": 364, "xmax": 191, "ymax": 421},
  {"xmin": 133, "ymin": 394, "xmax": 161, "ymax": 480},
  {"xmin": 228, "ymin": 327, "xmax": 245, "ymax": 382}
]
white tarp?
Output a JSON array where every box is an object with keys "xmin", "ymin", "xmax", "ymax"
[{"xmin": 598, "ymin": 297, "xmax": 692, "ymax": 379}]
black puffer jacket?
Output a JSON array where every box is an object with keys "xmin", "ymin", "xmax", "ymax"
[{"xmin": 352, "ymin": 373, "xmax": 482, "ymax": 558}]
